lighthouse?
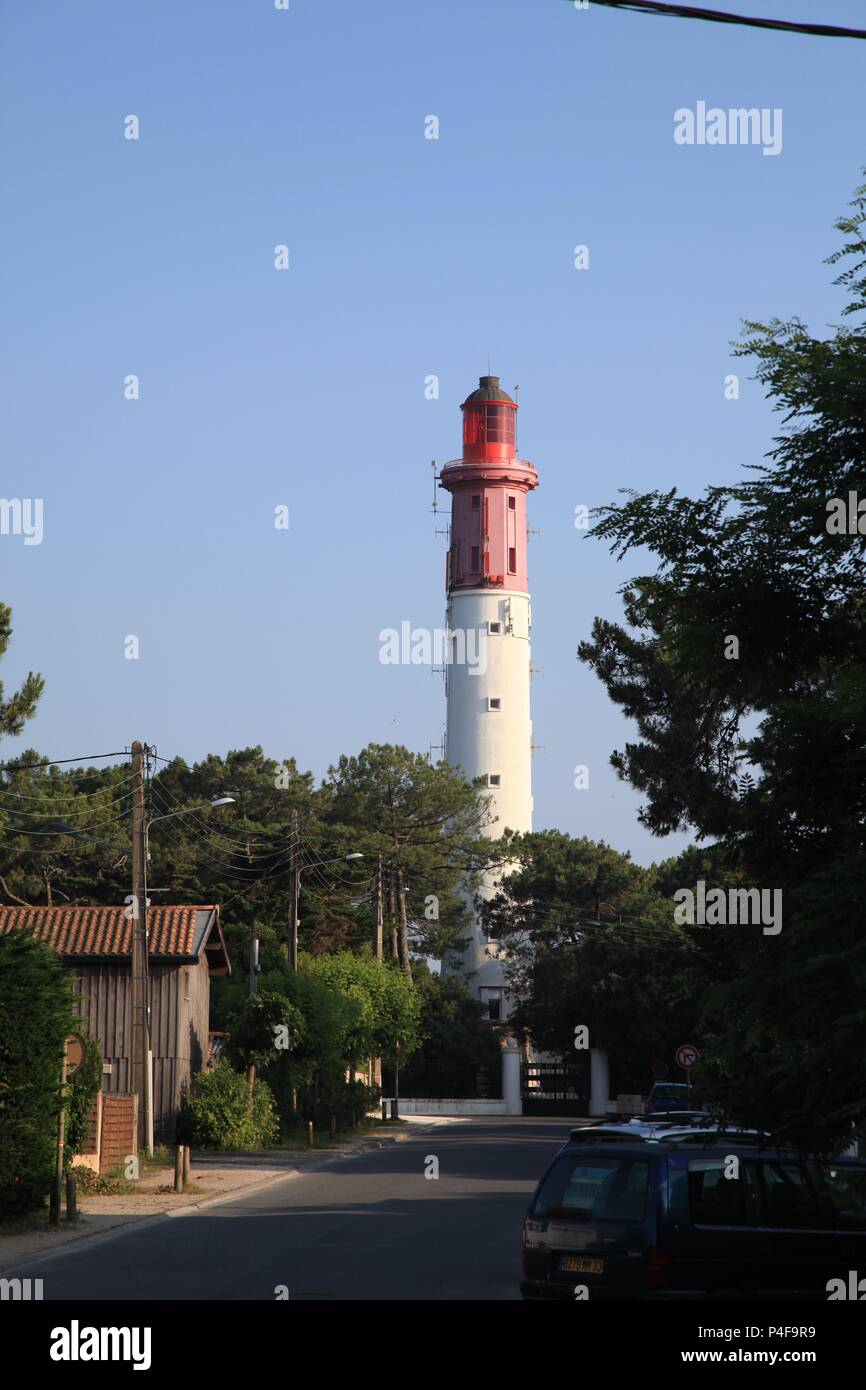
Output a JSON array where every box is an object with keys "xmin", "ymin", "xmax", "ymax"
[{"xmin": 440, "ymin": 375, "xmax": 538, "ymax": 1112}]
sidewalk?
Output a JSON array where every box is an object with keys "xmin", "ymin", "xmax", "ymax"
[{"xmin": 0, "ymin": 1117, "xmax": 453, "ymax": 1272}]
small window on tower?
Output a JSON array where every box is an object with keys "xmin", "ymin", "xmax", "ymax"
[
  {"xmin": 471, "ymin": 546, "xmax": 480, "ymax": 571},
  {"xmin": 488, "ymin": 774, "xmax": 501, "ymax": 787},
  {"xmin": 508, "ymin": 547, "xmax": 517, "ymax": 573},
  {"xmin": 471, "ymin": 494, "xmax": 481, "ymax": 509},
  {"xmin": 488, "ymin": 621, "xmax": 502, "ymax": 635},
  {"xmin": 488, "ymin": 697, "xmax": 501, "ymax": 711},
  {"xmin": 508, "ymin": 496, "xmax": 516, "ymax": 510}
]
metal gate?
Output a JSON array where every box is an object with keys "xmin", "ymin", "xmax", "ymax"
[{"xmin": 522, "ymin": 1059, "xmax": 589, "ymax": 1116}]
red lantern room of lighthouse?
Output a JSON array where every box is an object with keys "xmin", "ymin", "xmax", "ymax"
[{"xmin": 439, "ymin": 377, "xmax": 538, "ymax": 592}]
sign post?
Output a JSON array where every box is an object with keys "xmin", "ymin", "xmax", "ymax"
[
  {"xmin": 51, "ymin": 1033, "xmax": 85, "ymax": 1225},
  {"xmin": 675, "ymin": 1042, "xmax": 701, "ymax": 1106}
]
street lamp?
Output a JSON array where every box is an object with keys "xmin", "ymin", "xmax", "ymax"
[{"xmin": 290, "ymin": 852, "xmax": 364, "ymax": 970}]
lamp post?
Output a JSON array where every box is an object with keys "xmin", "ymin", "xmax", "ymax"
[{"xmin": 289, "ymin": 852, "xmax": 363, "ymax": 970}]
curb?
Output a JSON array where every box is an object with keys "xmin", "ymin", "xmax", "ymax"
[{"xmin": 0, "ymin": 1119, "xmax": 453, "ymax": 1277}]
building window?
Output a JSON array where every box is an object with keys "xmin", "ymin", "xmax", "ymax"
[
  {"xmin": 488, "ymin": 697, "xmax": 501, "ymax": 711},
  {"xmin": 508, "ymin": 496, "xmax": 516, "ymax": 510},
  {"xmin": 471, "ymin": 546, "xmax": 480, "ymax": 571},
  {"xmin": 471, "ymin": 494, "xmax": 481, "ymax": 509},
  {"xmin": 488, "ymin": 773, "xmax": 501, "ymax": 786},
  {"xmin": 508, "ymin": 547, "xmax": 517, "ymax": 573},
  {"xmin": 488, "ymin": 621, "xmax": 501, "ymax": 635},
  {"xmin": 480, "ymin": 987, "xmax": 503, "ymax": 1021}
]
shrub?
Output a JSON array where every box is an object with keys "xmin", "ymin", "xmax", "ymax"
[
  {"xmin": 0, "ymin": 934, "xmax": 74, "ymax": 1217},
  {"xmin": 176, "ymin": 1062, "xmax": 279, "ymax": 1151},
  {"xmin": 66, "ymin": 1035, "xmax": 102, "ymax": 1170}
]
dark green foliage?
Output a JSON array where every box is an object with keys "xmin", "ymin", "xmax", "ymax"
[
  {"xmin": 176, "ymin": 1062, "xmax": 279, "ymax": 1151},
  {"xmin": 223, "ymin": 990, "xmax": 305, "ymax": 1074},
  {"xmin": 577, "ymin": 181, "xmax": 866, "ymax": 1149},
  {"xmin": 0, "ymin": 604, "xmax": 43, "ymax": 740},
  {"xmin": 0, "ymin": 934, "xmax": 73, "ymax": 1216},
  {"xmin": 398, "ymin": 969, "xmax": 501, "ymax": 1099},
  {"xmin": 319, "ymin": 743, "xmax": 493, "ymax": 963},
  {"xmin": 480, "ymin": 832, "xmax": 703, "ymax": 1092},
  {"xmin": 219, "ymin": 956, "xmax": 416, "ymax": 1133}
]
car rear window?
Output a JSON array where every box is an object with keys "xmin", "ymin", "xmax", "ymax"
[
  {"xmin": 533, "ymin": 1155, "xmax": 650, "ymax": 1222},
  {"xmin": 819, "ymin": 1163, "xmax": 866, "ymax": 1230},
  {"xmin": 652, "ymin": 1086, "xmax": 686, "ymax": 1102}
]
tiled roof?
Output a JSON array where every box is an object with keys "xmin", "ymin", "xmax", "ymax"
[{"xmin": 0, "ymin": 904, "xmax": 221, "ymax": 960}]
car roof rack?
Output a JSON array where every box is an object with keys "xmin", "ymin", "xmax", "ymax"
[{"xmin": 569, "ymin": 1127, "xmax": 652, "ymax": 1143}]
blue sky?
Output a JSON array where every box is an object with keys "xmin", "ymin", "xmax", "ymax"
[{"xmin": 1, "ymin": 0, "xmax": 864, "ymax": 865}]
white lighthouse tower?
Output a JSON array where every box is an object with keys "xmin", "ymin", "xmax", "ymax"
[{"xmin": 440, "ymin": 375, "xmax": 538, "ymax": 1113}]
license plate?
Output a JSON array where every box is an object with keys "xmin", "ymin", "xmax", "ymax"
[{"xmin": 560, "ymin": 1256, "xmax": 604, "ymax": 1274}]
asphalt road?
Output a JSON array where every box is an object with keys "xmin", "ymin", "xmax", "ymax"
[{"xmin": 28, "ymin": 1117, "xmax": 573, "ymax": 1301}]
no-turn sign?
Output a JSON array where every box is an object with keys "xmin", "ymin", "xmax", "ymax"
[{"xmin": 675, "ymin": 1043, "xmax": 701, "ymax": 1070}]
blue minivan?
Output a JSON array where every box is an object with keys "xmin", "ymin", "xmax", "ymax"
[{"xmin": 521, "ymin": 1128, "xmax": 866, "ymax": 1299}]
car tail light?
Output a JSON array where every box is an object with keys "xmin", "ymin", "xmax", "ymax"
[{"xmin": 646, "ymin": 1247, "xmax": 670, "ymax": 1290}]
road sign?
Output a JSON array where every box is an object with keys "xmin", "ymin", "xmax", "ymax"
[
  {"xmin": 675, "ymin": 1043, "xmax": 700, "ymax": 1070},
  {"xmin": 64, "ymin": 1033, "xmax": 86, "ymax": 1076}
]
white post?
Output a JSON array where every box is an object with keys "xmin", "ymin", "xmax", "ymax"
[
  {"xmin": 502, "ymin": 1043, "xmax": 522, "ymax": 1115},
  {"xmin": 589, "ymin": 1047, "xmax": 610, "ymax": 1117}
]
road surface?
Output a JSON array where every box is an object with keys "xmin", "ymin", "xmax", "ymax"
[{"xmin": 27, "ymin": 1117, "xmax": 572, "ymax": 1301}]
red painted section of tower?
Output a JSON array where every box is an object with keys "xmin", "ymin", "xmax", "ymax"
[{"xmin": 439, "ymin": 376, "xmax": 538, "ymax": 593}]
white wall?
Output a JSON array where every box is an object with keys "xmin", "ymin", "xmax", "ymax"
[{"xmin": 445, "ymin": 587, "xmax": 533, "ymax": 995}]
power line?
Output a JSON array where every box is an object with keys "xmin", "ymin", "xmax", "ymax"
[
  {"xmin": 0, "ymin": 751, "xmax": 129, "ymax": 772},
  {"xmin": 0, "ymin": 767, "xmax": 137, "ymax": 801},
  {"xmin": 0, "ymin": 801, "xmax": 137, "ymax": 838},
  {"xmin": 579, "ymin": 0, "xmax": 866, "ymax": 40},
  {"xmin": 146, "ymin": 768, "xmax": 301, "ymax": 852},
  {"xmin": 145, "ymin": 780, "xmax": 296, "ymax": 862}
]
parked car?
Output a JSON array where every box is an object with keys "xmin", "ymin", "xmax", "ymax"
[
  {"xmin": 644, "ymin": 1082, "xmax": 695, "ymax": 1113},
  {"xmin": 521, "ymin": 1129, "xmax": 866, "ymax": 1299}
]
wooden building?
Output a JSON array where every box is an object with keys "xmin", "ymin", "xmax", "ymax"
[{"xmin": 0, "ymin": 904, "xmax": 230, "ymax": 1142}]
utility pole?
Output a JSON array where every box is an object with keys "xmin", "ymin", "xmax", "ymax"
[
  {"xmin": 249, "ymin": 925, "xmax": 258, "ymax": 995},
  {"xmin": 130, "ymin": 741, "xmax": 150, "ymax": 1151},
  {"xmin": 396, "ymin": 865, "xmax": 412, "ymax": 978},
  {"xmin": 374, "ymin": 855, "xmax": 383, "ymax": 961},
  {"xmin": 372, "ymin": 854, "xmax": 384, "ymax": 1091},
  {"xmin": 388, "ymin": 866, "xmax": 398, "ymax": 961},
  {"xmin": 289, "ymin": 808, "xmax": 299, "ymax": 970}
]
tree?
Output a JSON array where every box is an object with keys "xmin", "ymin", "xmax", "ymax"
[
  {"xmin": 303, "ymin": 951, "xmax": 421, "ymax": 1067},
  {"xmin": 0, "ymin": 754, "xmax": 131, "ymax": 908},
  {"xmin": 398, "ymin": 968, "xmax": 502, "ymax": 1099},
  {"xmin": 480, "ymin": 831, "xmax": 700, "ymax": 1091},
  {"xmin": 223, "ymin": 989, "xmax": 306, "ymax": 1111},
  {"xmin": 577, "ymin": 180, "xmax": 866, "ymax": 1149},
  {"xmin": 0, "ymin": 604, "xmax": 43, "ymax": 742},
  {"xmin": 320, "ymin": 743, "xmax": 492, "ymax": 969}
]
